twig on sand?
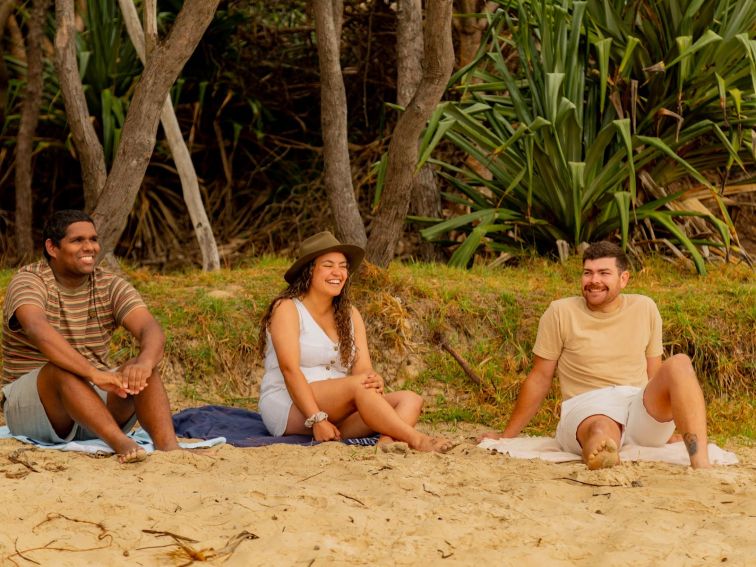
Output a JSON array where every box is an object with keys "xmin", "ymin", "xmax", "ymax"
[
  {"xmin": 144, "ymin": 529, "xmax": 258, "ymax": 566},
  {"xmin": 142, "ymin": 529, "xmax": 199, "ymax": 543},
  {"xmin": 337, "ymin": 492, "xmax": 366, "ymax": 507},
  {"xmin": 4, "ymin": 514, "xmax": 114, "ymax": 565},
  {"xmin": 8, "ymin": 448, "xmax": 40, "ymax": 472},
  {"xmin": 298, "ymin": 470, "xmax": 324, "ymax": 483},
  {"xmin": 556, "ymin": 477, "xmax": 624, "ymax": 488}
]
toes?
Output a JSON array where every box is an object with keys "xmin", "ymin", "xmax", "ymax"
[{"xmin": 118, "ymin": 448, "xmax": 148, "ymax": 464}]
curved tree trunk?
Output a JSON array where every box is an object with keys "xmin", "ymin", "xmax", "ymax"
[
  {"xmin": 398, "ymin": 0, "xmax": 442, "ymax": 262},
  {"xmin": 54, "ymin": 0, "xmax": 221, "ymax": 257},
  {"xmin": 312, "ymin": 0, "xmax": 367, "ymax": 247},
  {"xmin": 366, "ymin": 0, "xmax": 454, "ymax": 267},
  {"xmin": 118, "ymin": 0, "xmax": 220, "ymax": 271},
  {"xmin": 0, "ymin": 0, "xmax": 17, "ymax": 127},
  {"xmin": 54, "ymin": 0, "xmax": 107, "ymax": 210},
  {"xmin": 15, "ymin": 0, "xmax": 51, "ymax": 262}
]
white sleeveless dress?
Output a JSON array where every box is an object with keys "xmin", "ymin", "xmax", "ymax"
[{"xmin": 258, "ymin": 298, "xmax": 350, "ymax": 436}]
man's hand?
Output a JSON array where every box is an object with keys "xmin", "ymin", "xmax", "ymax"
[
  {"xmin": 119, "ymin": 359, "xmax": 152, "ymax": 394},
  {"xmin": 89, "ymin": 369, "xmax": 129, "ymax": 398},
  {"xmin": 312, "ymin": 420, "xmax": 342, "ymax": 442},
  {"xmin": 361, "ymin": 372, "xmax": 384, "ymax": 394}
]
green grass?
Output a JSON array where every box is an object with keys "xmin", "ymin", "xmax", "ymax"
[{"xmin": 0, "ymin": 256, "xmax": 753, "ymax": 441}]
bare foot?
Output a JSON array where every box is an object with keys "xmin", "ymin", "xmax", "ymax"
[
  {"xmin": 376, "ymin": 434, "xmax": 395, "ymax": 445},
  {"xmin": 380, "ymin": 441, "xmax": 410, "ymax": 454},
  {"xmin": 412, "ymin": 434, "xmax": 455, "ymax": 453},
  {"xmin": 117, "ymin": 446, "xmax": 148, "ymax": 464},
  {"xmin": 586, "ymin": 439, "xmax": 619, "ymax": 470}
]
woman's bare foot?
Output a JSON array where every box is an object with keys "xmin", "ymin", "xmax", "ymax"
[
  {"xmin": 586, "ymin": 438, "xmax": 619, "ymax": 470},
  {"xmin": 411, "ymin": 434, "xmax": 454, "ymax": 453}
]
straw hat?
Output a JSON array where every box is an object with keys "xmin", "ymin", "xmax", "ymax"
[{"xmin": 284, "ymin": 231, "xmax": 365, "ymax": 284}]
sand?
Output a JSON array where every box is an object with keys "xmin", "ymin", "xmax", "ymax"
[{"xmin": 1, "ymin": 426, "xmax": 754, "ymax": 567}]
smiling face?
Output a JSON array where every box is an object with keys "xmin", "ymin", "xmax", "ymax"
[
  {"xmin": 46, "ymin": 221, "xmax": 100, "ymax": 286},
  {"xmin": 308, "ymin": 251, "xmax": 349, "ymax": 298},
  {"xmin": 581, "ymin": 256, "xmax": 629, "ymax": 312}
]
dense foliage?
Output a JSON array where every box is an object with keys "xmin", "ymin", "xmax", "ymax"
[{"xmin": 419, "ymin": 0, "xmax": 756, "ymax": 272}]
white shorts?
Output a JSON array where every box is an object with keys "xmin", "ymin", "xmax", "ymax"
[
  {"xmin": 555, "ymin": 386, "xmax": 675, "ymax": 455},
  {"xmin": 2, "ymin": 367, "xmax": 138, "ymax": 443},
  {"xmin": 258, "ymin": 388, "xmax": 293, "ymax": 437}
]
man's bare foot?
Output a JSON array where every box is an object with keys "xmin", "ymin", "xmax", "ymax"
[
  {"xmin": 586, "ymin": 439, "xmax": 619, "ymax": 470},
  {"xmin": 412, "ymin": 434, "xmax": 454, "ymax": 453},
  {"xmin": 111, "ymin": 438, "xmax": 148, "ymax": 464},
  {"xmin": 117, "ymin": 446, "xmax": 148, "ymax": 464}
]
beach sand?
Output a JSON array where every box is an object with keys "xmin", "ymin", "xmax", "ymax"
[{"xmin": 1, "ymin": 426, "xmax": 754, "ymax": 567}]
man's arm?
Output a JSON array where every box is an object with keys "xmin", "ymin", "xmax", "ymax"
[
  {"xmin": 119, "ymin": 307, "xmax": 166, "ymax": 394},
  {"xmin": 480, "ymin": 355, "xmax": 557, "ymax": 440},
  {"xmin": 14, "ymin": 304, "xmax": 129, "ymax": 396},
  {"xmin": 646, "ymin": 355, "xmax": 662, "ymax": 381}
]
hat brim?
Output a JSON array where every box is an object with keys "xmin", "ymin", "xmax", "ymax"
[{"xmin": 284, "ymin": 244, "xmax": 365, "ymax": 284}]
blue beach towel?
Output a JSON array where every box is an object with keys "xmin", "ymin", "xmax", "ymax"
[
  {"xmin": 172, "ymin": 405, "xmax": 378, "ymax": 447},
  {"xmin": 0, "ymin": 425, "xmax": 224, "ymax": 454}
]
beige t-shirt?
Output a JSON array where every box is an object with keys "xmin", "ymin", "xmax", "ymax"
[{"xmin": 532, "ymin": 294, "xmax": 663, "ymax": 400}]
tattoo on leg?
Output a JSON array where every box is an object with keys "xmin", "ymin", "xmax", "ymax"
[{"xmin": 683, "ymin": 432, "xmax": 698, "ymax": 456}]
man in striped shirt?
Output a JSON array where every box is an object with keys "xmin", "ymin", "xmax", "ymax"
[{"xmin": 1, "ymin": 210, "xmax": 179, "ymax": 462}]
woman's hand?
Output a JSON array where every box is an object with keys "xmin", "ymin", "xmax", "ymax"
[
  {"xmin": 361, "ymin": 371, "xmax": 384, "ymax": 394},
  {"xmin": 312, "ymin": 420, "xmax": 342, "ymax": 442}
]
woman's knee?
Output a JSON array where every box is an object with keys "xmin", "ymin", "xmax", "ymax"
[{"xmin": 401, "ymin": 391, "xmax": 424, "ymax": 412}]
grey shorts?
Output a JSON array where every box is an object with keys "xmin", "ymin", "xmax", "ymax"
[
  {"xmin": 1, "ymin": 367, "xmax": 138, "ymax": 443},
  {"xmin": 556, "ymin": 386, "xmax": 676, "ymax": 455}
]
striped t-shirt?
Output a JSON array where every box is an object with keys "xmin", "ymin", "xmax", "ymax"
[{"xmin": 2, "ymin": 261, "xmax": 146, "ymax": 383}]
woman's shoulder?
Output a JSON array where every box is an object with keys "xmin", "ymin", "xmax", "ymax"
[{"xmin": 270, "ymin": 297, "xmax": 299, "ymax": 319}]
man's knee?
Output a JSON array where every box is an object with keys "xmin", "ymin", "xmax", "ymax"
[
  {"xmin": 38, "ymin": 364, "xmax": 84, "ymax": 392},
  {"xmin": 666, "ymin": 353, "xmax": 695, "ymax": 373}
]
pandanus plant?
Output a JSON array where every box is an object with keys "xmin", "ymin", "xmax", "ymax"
[{"xmin": 418, "ymin": 0, "xmax": 756, "ymax": 273}]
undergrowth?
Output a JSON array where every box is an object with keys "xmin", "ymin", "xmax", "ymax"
[{"xmin": 0, "ymin": 256, "xmax": 753, "ymax": 442}]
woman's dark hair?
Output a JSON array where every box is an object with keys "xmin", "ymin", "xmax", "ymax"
[
  {"xmin": 42, "ymin": 210, "xmax": 95, "ymax": 260},
  {"xmin": 257, "ymin": 259, "xmax": 355, "ymax": 368}
]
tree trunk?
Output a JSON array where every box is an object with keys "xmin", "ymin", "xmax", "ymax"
[
  {"xmin": 0, "ymin": 0, "xmax": 16, "ymax": 126},
  {"xmin": 118, "ymin": 0, "xmax": 220, "ymax": 271},
  {"xmin": 54, "ymin": 0, "xmax": 108, "ymax": 210},
  {"xmin": 397, "ymin": 0, "xmax": 442, "ymax": 262},
  {"xmin": 312, "ymin": 0, "xmax": 367, "ymax": 247},
  {"xmin": 55, "ymin": 0, "xmax": 221, "ymax": 256},
  {"xmin": 454, "ymin": 1, "xmax": 498, "ymax": 69},
  {"xmin": 14, "ymin": 0, "xmax": 51, "ymax": 262},
  {"xmin": 366, "ymin": 0, "xmax": 454, "ymax": 267}
]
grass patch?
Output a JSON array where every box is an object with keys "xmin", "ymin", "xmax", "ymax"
[{"xmin": 0, "ymin": 256, "xmax": 753, "ymax": 439}]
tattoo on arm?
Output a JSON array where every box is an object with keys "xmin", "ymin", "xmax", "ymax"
[{"xmin": 683, "ymin": 432, "xmax": 698, "ymax": 456}]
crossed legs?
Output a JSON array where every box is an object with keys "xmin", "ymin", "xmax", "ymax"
[
  {"xmin": 575, "ymin": 354, "xmax": 709, "ymax": 469},
  {"xmin": 284, "ymin": 375, "xmax": 451, "ymax": 452},
  {"xmin": 37, "ymin": 363, "xmax": 179, "ymax": 462}
]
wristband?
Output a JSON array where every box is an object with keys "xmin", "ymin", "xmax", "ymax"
[{"xmin": 304, "ymin": 411, "xmax": 328, "ymax": 428}]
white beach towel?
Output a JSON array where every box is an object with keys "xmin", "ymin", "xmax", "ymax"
[
  {"xmin": 0, "ymin": 425, "xmax": 225, "ymax": 455},
  {"xmin": 478, "ymin": 436, "xmax": 739, "ymax": 466}
]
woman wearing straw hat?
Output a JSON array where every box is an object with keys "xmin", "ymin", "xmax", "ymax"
[{"xmin": 257, "ymin": 231, "xmax": 452, "ymax": 452}]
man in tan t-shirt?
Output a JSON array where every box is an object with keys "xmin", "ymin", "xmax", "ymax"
[
  {"xmin": 1, "ymin": 210, "xmax": 179, "ymax": 462},
  {"xmin": 481, "ymin": 241, "xmax": 710, "ymax": 469}
]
